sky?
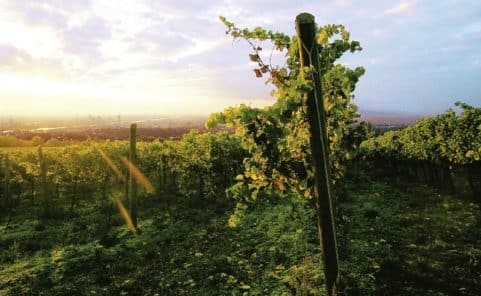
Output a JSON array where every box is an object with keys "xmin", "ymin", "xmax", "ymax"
[{"xmin": 0, "ymin": 0, "xmax": 480, "ymax": 116}]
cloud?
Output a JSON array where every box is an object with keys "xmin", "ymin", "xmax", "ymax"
[
  {"xmin": 21, "ymin": 4, "xmax": 68, "ymax": 27},
  {"xmin": 0, "ymin": 44, "xmax": 29, "ymax": 66},
  {"xmin": 336, "ymin": 0, "xmax": 352, "ymax": 7},
  {"xmin": 0, "ymin": 20, "xmax": 63, "ymax": 60},
  {"xmin": 384, "ymin": 0, "xmax": 416, "ymax": 16},
  {"xmin": 170, "ymin": 38, "xmax": 222, "ymax": 62},
  {"xmin": 62, "ymin": 16, "xmax": 111, "ymax": 58},
  {"xmin": 1, "ymin": 0, "xmax": 480, "ymax": 116}
]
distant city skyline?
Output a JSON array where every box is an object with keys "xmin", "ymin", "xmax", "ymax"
[{"xmin": 0, "ymin": 0, "xmax": 480, "ymax": 116}]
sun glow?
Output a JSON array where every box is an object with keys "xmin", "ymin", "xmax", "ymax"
[
  {"xmin": 0, "ymin": 1, "xmax": 282, "ymax": 117},
  {"xmin": 0, "ymin": 73, "xmax": 221, "ymax": 115},
  {"xmin": 0, "ymin": 20, "xmax": 62, "ymax": 59}
]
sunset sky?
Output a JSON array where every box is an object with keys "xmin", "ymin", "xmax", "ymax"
[{"xmin": 0, "ymin": 0, "xmax": 480, "ymax": 116}]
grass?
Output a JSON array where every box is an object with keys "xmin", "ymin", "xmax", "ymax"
[
  {"xmin": 339, "ymin": 167, "xmax": 481, "ymax": 295},
  {"xmin": 0, "ymin": 196, "xmax": 323, "ymax": 295},
  {"xmin": 0, "ymin": 166, "xmax": 480, "ymax": 295}
]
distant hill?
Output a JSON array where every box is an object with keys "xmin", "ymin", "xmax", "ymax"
[{"xmin": 359, "ymin": 110, "xmax": 423, "ymax": 125}]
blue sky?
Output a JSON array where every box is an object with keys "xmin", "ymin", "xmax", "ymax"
[{"xmin": 0, "ymin": 0, "xmax": 480, "ymax": 116}]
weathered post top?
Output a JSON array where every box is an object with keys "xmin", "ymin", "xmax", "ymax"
[
  {"xmin": 295, "ymin": 13, "xmax": 318, "ymax": 81},
  {"xmin": 130, "ymin": 123, "xmax": 137, "ymax": 145},
  {"xmin": 295, "ymin": 12, "xmax": 315, "ymax": 24}
]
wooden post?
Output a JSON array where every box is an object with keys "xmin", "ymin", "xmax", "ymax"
[
  {"xmin": 467, "ymin": 166, "xmax": 479, "ymax": 200},
  {"xmin": 296, "ymin": 13, "xmax": 340, "ymax": 295},
  {"xmin": 444, "ymin": 165, "xmax": 456, "ymax": 195},
  {"xmin": 129, "ymin": 123, "xmax": 138, "ymax": 228}
]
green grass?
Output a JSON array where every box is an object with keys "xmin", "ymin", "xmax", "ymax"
[
  {"xmin": 338, "ymin": 168, "xmax": 481, "ymax": 295},
  {"xmin": 0, "ymin": 167, "xmax": 480, "ymax": 295},
  {"xmin": 0, "ymin": 197, "xmax": 324, "ymax": 295}
]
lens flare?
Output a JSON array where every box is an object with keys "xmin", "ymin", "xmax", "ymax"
[
  {"xmin": 93, "ymin": 144, "xmax": 126, "ymax": 181},
  {"xmin": 110, "ymin": 194, "xmax": 137, "ymax": 234},
  {"xmin": 120, "ymin": 156, "xmax": 154, "ymax": 194}
]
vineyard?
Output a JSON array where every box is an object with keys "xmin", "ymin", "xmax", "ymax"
[
  {"xmin": 1, "ymin": 13, "xmax": 481, "ymax": 296},
  {"xmin": 360, "ymin": 102, "xmax": 481, "ymax": 198},
  {"xmin": 0, "ymin": 130, "xmax": 244, "ymax": 219}
]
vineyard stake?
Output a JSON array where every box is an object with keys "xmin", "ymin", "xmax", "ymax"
[
  {"xmin": 129, "ymin": 123, "xmax": 138, "ymax": 228},
  {"xmin": 296, "ymin": 13, "xmax": 340, "ymax": 295}
]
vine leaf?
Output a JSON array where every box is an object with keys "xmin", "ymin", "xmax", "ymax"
[{"xmin": 249, "ymin": 54, "xmax": 260, "ymax": 62}]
